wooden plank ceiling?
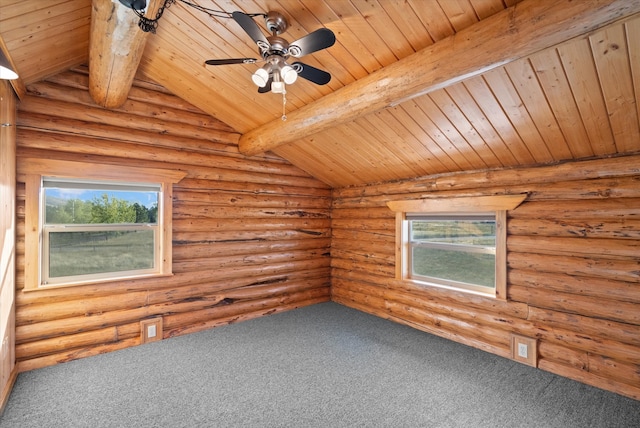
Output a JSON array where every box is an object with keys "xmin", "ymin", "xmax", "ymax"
[{"xmin": 1, "ymin": 0, "xmax": 640, "ymax": 188}]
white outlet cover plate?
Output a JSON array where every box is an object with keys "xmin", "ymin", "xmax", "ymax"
[{"xmin": 518, "ymin": 343, "xmax": 528, "ymax": 358}]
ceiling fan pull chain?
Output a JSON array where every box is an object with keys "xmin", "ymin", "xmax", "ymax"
[{"xmin": 282, "ymin": 89, "xmax": 287, "ymax": 121}]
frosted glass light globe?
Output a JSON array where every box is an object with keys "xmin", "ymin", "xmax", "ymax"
[
  {"xmin": 280, "ymin": 65, "xmax": 298, "ymax": 85},
  {"xmin": 252, "ymin": 67, "xmax": 270, "ymax": 87}
]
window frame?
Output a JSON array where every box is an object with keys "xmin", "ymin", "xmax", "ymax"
[
  {"xmin": 387, "ymin": 195, "xmax": 526, "ymax": 300},
  {"xmin": 41, "ymin": 178, "xmax": 161, "ymax": 286},
  {"xmin": 22, "ymin": 159, "xmax": 186, "ymax": 290}
]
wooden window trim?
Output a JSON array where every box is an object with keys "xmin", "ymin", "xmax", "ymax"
[
  {"xmin": 21, "ymin": 159, "xmax": 186, "ymax": 291},
  {"xmin": 386, "ymin": 195, "xmax": 527, "ymax": 213},
  {"xmin": 387, "ymin": 195, "xmax": 526, "ymax": 301}
]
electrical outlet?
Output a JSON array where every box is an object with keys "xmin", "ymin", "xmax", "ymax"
[
  {"xmin": 511, "ymin": 334, "xmax": 537, "ymax": 367},
  {"xmin": 518, "ymin": 342, "xmax": 528, "ymax": 359},
  {"xmin": 140, "ymin": 318, "xmax": 163, "ymax": 344}
]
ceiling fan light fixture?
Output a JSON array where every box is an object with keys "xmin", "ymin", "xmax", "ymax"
[
  {"xmin": 271, "ymin": 68, "xmax": 285, "ymax": 94},
  {"xmin": 252, "ymin": 66, "xmax": 270, "ymax": 88},
  {"xmin": 0, "ymin": 50, "xmax": 18, "ymax": 80},
  {"xmin": 280, "ymin": 65, "xmax": 297, "ymax": 85},
  {"xmin": 271, "ymin": 81, "xmax": 285, "ymax": 94},
  {"xmin": 206, "ymin": 10, "xmax": 335, "ymax": 99}
]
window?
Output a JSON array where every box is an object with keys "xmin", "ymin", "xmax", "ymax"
[
  {"xmin": 408, "ymin": 214, "xmax": 497, "ymax": 295},
  {"xmin": 22, "ymin": 159, "xmax": 186, "ymax": 290},
  {"xmin": 42, "ymin": 179, "xmax": 161, "ymax": 286},
  {"xmin": 387, "ymin": 195, "xmax": 526, "ymax": 300}
]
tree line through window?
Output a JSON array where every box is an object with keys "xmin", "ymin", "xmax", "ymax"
[{"xmin": 46, "ymin": 193, "xmax": 158, "ymax": 225}]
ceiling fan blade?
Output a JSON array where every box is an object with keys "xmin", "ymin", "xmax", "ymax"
[
  {"xmin": 232, "ymin": 11, "xmax": 269, "ymax": 49},
  {"xmin": 289, "ymin": 28, "xmax": 336, "ymax": 57},
  {"xmin": 205, "ymin": 58, "xmax": 257, "ymax": 65},
  {"xmin": 292, "ymin": 62, "xmax": 331, "ymax": 85}
]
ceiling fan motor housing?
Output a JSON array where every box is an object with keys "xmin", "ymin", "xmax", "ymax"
[
  {"xmin": 265, "ymin": 36, "xmax": 290, "ymax": 57},
  {"xmin": 265, "ymin": 11, "xmax": 288, "ymax": 35}
]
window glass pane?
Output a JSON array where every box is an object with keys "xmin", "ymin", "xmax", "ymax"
[
  {"xmin": 48, "ymin": 230, "xmax": 155, "ymax": 278},
  {"xmin": 410, "ymin": 219, "xmax": 495, "ymax": 246},
  {"xmin": 44, "ymin": 185, "xmax": 158, "ymax": 225},
  {"xmin": 409, "ymin": 218, "xmax": 496, "ymax": 290},
  {"xmin": 411, "ymin": 247, "xmax": 495, "ymax": 288}
]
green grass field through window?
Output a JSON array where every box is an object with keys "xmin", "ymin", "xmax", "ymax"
[
  {"xmin": 411, "ymin": 247, "xmax": 495, "ymax": 288},
  {"xmin": 48, "ymin": 230, "xmax": 154, "ymax": 278},
  {"xmin": 410, "ymin": 219, "xmax": 496, "ymax": 289}
]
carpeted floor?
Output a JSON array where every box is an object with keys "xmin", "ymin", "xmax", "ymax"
[{"xmin": 1, "ymin": 302, "xmax": 639, "ymax": 427}]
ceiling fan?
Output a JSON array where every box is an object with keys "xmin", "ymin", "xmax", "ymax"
[{"xmin": 205, "ymin": 11, "xmax": 336, "ymax": 94}]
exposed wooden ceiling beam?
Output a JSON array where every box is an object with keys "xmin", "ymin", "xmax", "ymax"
[
  {"xmin": 89, "ymin": 0, "xmax": 162, "ymax": 109},
  {"xmin": 238, "ymin": 0, "xmax": 640, "ymax": 156}
]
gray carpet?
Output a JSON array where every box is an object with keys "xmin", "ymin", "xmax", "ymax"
[{"xmin": 1, "ymin": 302, "xmax": 638, "ymax": 427}]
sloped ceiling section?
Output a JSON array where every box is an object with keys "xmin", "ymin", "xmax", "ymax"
[{"xmin": 1, "ymin": 0, "xmax": 639, "ymax": 188}]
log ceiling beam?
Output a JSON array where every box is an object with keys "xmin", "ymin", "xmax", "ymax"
[
  {"xmin": 238, "ymin": 0, "xmax": 640, "ymax": 156},
  {"xmin": 89, "ymin": 0, "xmax": 162, "ymax": 109}
]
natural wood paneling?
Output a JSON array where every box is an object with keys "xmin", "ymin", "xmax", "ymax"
[
  {"xmin": 2, "ymin": 2, "xmax": 640, "ymax": 188},
  {"xmin": 241, "ymin": 0, "xmax": 637, "ymax": 156},
  {"xmin": 0, "ymin": 80, "xmax": 18, "ymax": 412},
  {"xmin": 273, "ymin": 12, "xmax": 640, "ymax": 186},
  {"xmin": 331, "ymin": 154, "xmax": 640, "ymax": 400},
  {"xmin": 13, "ymin": 69, "xmax": 332, "ymax": 371},
  {"xmin": 0, "ymin": 0, "xmax": 90, "ymax": 85}
]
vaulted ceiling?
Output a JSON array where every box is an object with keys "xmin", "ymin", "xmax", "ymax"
[{"xmin": 1, "ymin": 0, "xmax": 639, "ymax": 187}]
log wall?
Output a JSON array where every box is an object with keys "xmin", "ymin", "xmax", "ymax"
[
  {"xmin": 14, "ymin": 69, "xmax": 332, "ymax": 371},
  {"xmin": 10, "ymin": 66, "xmax": 640, "ymax": 402},
  {"xmin": 331, "ymin": 154, "xmax": 640, "ymax": 400}
]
